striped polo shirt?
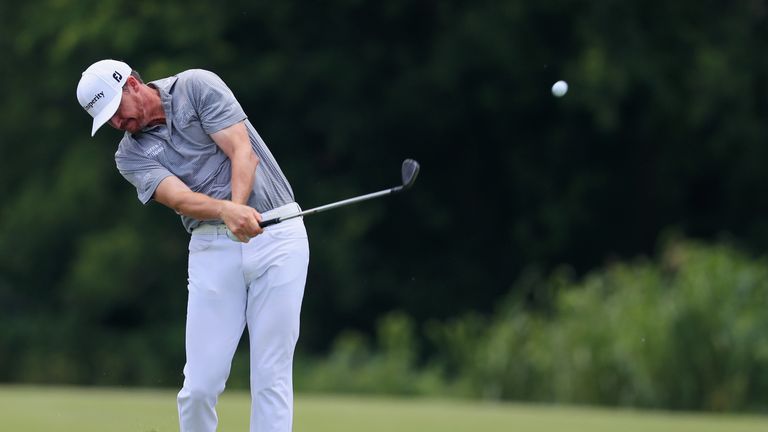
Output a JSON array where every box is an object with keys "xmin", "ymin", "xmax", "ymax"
[{"xmin": 115, "ymin": 69, "xmax": 295, "ymax": 233}]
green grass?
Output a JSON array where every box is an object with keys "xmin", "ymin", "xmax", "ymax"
[{"xmin": 1, "ymin": 385, "xmax": 766, "ymax": 432}]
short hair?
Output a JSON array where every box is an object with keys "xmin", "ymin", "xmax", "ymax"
[{"xmin": 130, "ymin": 69, "xmax": 143, "ymax": 83}]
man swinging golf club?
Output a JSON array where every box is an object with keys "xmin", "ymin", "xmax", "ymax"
[{"xmin": 77, "ymin": 59, "xmax": 309, "ymax": 432}]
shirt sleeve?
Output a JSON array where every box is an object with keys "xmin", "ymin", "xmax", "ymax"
[
  {"xmin": 115, "ymin": 143, "xmax": 174, "ymax": 204},
  {"xmin": 186, "ymin": 69, "xmax": 248, "ymax": 134}
]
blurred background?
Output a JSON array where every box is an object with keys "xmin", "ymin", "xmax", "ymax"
[{"xmin": 1, "ymin": 0, "xmax": 768, "ymax": 414}]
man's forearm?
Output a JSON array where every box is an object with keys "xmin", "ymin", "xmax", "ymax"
[
  {"xmin": 209, "ymin": 122, "xmax": 259, "ymax": 206},
  {"xmin": 169, "ymin": 189, "xmax": 230, "ymax": 221},
  {"xmin": 230, "ymin": 148, "xmax": 259, "ymax": 205}
]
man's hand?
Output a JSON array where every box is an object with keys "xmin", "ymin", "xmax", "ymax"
[{"xmin": 219, "ymin": 200, "xmax": 263, "ymax": 242}]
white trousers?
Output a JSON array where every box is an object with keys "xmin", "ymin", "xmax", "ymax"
[{"xmin": 177, "ymin": 212, "xmax": 309, "ymax": 432}]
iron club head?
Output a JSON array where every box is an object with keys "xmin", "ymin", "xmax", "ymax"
[{"xmin": 401, "ymin": 159, "xmax": 420, "ymax": 190}]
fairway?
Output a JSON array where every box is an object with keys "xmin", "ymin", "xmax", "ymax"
[{"xmin": 1, "ymin": 386, "xmax": 767, "ymax": 432}]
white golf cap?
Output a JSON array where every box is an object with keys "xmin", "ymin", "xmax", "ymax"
[{"xmin": 76, "ymin": 59, "xmax": 132, "ymax": 136}]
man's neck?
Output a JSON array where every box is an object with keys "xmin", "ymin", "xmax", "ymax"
[{"xmin": 145, "ymin": 85, "xmax": 166, "ymax": 127}]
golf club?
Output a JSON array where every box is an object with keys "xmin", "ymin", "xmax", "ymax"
[{"xmin": 227, "ymin": 158, "xmax": 420, "ymax": 240}]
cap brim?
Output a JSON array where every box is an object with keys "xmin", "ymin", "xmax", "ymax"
[{"xmin": 90, "ymin": 91, "xmax": 123, "ymax": 136}]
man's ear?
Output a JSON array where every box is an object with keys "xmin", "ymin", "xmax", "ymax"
[{"xmin": 124, "ymin": 76, "xmax": 140, "ymax": 92}]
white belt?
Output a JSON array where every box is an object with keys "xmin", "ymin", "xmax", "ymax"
[{"xmin": 192, "ymin": 202, "xmax": 301, "ymax": 235}]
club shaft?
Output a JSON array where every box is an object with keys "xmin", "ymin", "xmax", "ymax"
[{"xmin": 261, "ymin": 185, "xmax": 403, "ymax": 226}]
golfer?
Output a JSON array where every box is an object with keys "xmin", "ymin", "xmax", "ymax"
[{"xmin": 76, "ymin": 59, "xmax": 309, "ymax": 432}]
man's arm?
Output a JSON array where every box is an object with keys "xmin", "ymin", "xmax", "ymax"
[
  {"xmin": 154, "ymin": 176, "xmax": 262, "ymax": 241},
  {"xmin": 210, "ymin": 121, "xmax": 259, "ymax": 205}
]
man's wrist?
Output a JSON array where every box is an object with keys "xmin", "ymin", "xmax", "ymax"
[{"xmin": 216, "ymin": 200, "xmax": 229, "ymax": 220}]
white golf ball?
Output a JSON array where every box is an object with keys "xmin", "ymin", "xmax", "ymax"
[{"xmin": 551, "ymin": 80, "xmax": 568, "ymax": 97}]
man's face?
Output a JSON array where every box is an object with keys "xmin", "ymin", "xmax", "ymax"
[{"xmin": 107, "ymin": 77, "xmax": 145, "ymax": 134}]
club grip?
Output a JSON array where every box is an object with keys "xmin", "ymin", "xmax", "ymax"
[{"xmin": 259, "ymin": 218, "xmax": 280, "ymax": 228}]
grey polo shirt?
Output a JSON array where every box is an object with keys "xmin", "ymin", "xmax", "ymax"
[{"xmin": 115, "ymin": 69, "xmax": 295, "ymax": 233}]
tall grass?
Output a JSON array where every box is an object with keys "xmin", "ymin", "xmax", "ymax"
[{"xmin": 299, "ymin": 238, "xmax": 768, "ymax": 412}]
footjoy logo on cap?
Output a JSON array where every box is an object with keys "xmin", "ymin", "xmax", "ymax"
[
  {"xmin": 84, "ymin": 91, "xmax": 105, "ymax": 111},
  {"xmin": 112, "ymin": 71, "xmax": 123, "ymax": 82}
]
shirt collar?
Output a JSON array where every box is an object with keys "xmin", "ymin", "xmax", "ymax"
[{"xmin": 138, "ymin": 76, "xmax": 178, "ymax": 134}]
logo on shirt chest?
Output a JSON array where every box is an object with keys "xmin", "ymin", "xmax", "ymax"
[{"xmin": 144, "ymin": 143, "xmax": 164, "ymax": 158}]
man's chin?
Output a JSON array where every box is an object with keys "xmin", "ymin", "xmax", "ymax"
[{"xmin": 124, "ymin": 122, "xmax": 142, "ymax": 134}]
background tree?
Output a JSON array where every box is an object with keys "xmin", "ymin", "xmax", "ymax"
[{"xmin": 1, "ymin": 1, "xmax": 767, "ymax": 405}]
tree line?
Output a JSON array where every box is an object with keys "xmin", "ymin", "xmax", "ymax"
[{"xmin": 1, "ymin": 0, "xmax": 767, "ymax": 410}]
